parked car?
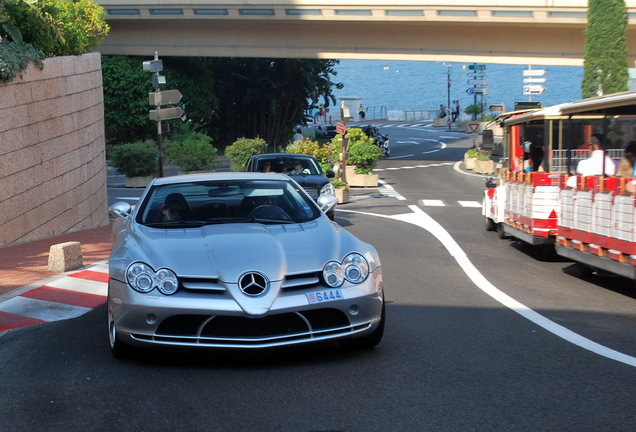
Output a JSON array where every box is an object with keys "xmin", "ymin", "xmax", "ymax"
[
  {"xmin": 313, "ymin": 124, "xmax": 338, "ymax": 140},
  {"xmin": 245, "ymin": 153, "xmax": 337, "ymax": 219},
  {"xmin": 107, "ymin": 172, "xmax": 384, "ymax": 357}
]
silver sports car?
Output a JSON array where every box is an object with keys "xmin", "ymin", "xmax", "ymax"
[{"xmin": 107, "ymin": 172, "xmax": 384, "ymax": 357}]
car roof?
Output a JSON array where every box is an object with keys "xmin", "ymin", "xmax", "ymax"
[
  {"xmin": 151, "ymin": 171, "xmax": 291, "ymax": 186},
  {"xmin": 252, "ymin": 153, "xmax": 317, "ymax": 160}
]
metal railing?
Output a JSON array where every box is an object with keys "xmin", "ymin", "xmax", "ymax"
[{"xmin": 550, "ymin": 149, "xmax": 623, "ymax": 173}]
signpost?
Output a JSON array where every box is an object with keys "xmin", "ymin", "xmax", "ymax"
[
  {"xmin": 523, "ymin": 66, "xmax": 547, "ymax": 101},
  {"xmin": 467, "ymin": 79, "xmax": 488, "ymax": 85},
  {"xmin": 145, "ymin": 52, "xmax": 184, "ymax": 177},
  {"xmin": 523, "ymin": 85, "xmax": 546, "ymax": 95},
  {"xmin": 336, "ymin": 123, "xmax": 346, "ymax": 135}
]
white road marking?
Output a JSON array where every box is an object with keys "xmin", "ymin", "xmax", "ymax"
[
  {"xmin": 421, "ymin": 200, "xmax": 445, "ymax": 206},
  {"xmin": 458, "ymin": 201, "xmax": 482, "ymax": 208},
  {"xmin": 338, "ymin": 205, "xmax": 636, "ymax": 368}
]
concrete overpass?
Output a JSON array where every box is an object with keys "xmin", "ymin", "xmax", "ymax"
[{"xmin": 96, "ymin": 1, "xmax": 636, "ymax": 66}]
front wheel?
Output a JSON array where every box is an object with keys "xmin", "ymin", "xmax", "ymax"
[
  {"xmin": 109, "ymin": 309, "xmax": 133, "ymax": 359},
  {"xmin": 485, "ymin": 216, "xmax": 496, "ymax": 231}
]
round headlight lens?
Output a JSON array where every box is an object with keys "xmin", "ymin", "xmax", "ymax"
[
  {"xmin": 156, "ymin": 268, "xmax": 179, "ymax": 295},
  {"xmin": 126, "ymin": 262, "xmax": 155, "ymax": 293},
  {"xmin": 342, "ymin": 253, "xmax": 369, "ymax": 284},
  {"xmin": 323, "ymin": 261, "xmax": 344, "ymax": 287}
]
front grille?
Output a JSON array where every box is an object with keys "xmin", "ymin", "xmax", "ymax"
[
  {"xmin": 144, "ymin": 308, "xmax": 362, "ymax": 347},
  {"xmin": 303, "ymin": 187, "xmax": 319, "ymax": 199}
]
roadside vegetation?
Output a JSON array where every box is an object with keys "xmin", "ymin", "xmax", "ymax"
[
  {"xmin": 582, "ymin": 0, "xmax": 628, "ymax": 98},
  {"xmin": 0, "ymin": 0, "xmax": 109, "ymax": 82}
]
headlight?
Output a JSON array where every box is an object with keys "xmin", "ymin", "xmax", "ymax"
[
  {"xmin": 156, "ymin": 268, "xmax": 179, "ymax": 295},
  {"xmin": 125, "ymin": 262, "xmax": 179, "ymax": 295},
  {"xmin": 320, "ymin": 182, "xmax": 335, "ymax": 195},
  {"xmin": 322, "ymin": 253, "xmax": 369, "ymax": 287},
  {"xmin": 342, "ymin": 253, "xmax": 369, "ymax": 283},
  {"xmin": 323, "ymin": 261, "xmax": 344, "ymax": 287}
]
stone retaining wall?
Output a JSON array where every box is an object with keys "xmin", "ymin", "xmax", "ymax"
[{"xmin": 0, "ymin": 52, "xmax": 109, "ymax": 247}]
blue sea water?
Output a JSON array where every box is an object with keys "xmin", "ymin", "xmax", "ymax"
[{"xmin": 331, "ymin": 59, "xmax": 584, "ymax": 115}]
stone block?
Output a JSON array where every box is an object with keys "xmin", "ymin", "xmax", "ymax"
[{"xmin": 48, "ymin": 241, "xmax": 83, "ymax": 272}]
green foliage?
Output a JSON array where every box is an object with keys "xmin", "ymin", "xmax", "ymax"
[
  {"xmin": 225, "ymin": 137, "xmax": 268, "ymax": 171},
  {"xmin": 165, "ymin": 133, "xmax": 219, "ymax": 172},
  {"xmin": 101, "ymin": 55, "xmax": 154, "ymax": 142},
  {"xmin": 480, "ymin": 113, "xmax": 493, "ymax": 122},
  {"xmin": 285, "ymin": 137, "xmax": 333, "ymax": 165},
  {"xmin": 344, "ymin": 128, "xmax": 383, "ymax": 174},
  {"xmin": 466, "ymin": 148, "xmax": 478, "ymax": 158},
  {"xmin": 167, "ymin": 120, "xmax": 201, "ymax": 143},
  {"xmin": 582, "ymin": 0, "xmax": 628, "ymax": 98},
  {"xmin": 330, "ymin": 178, "xmax": 348, "ymax": 188},
  {"xmin": 209, "ymin": 58, "xmax": 342, "ymax": 147},
  {"xmin": 464, "ymin": 104, "xmax": 482, "ymax": 115},
  {"xmin": 0, "ymin": 38, "xmax": 44, "ymax": 83},
  {"xmin": 476, "ymin": 151, "xmax": 491, "ymax": 161},
  {"xmin": 0, "ymin": 0, "xmax": 109, "ymax": 57},
  {"xmin": 109, "ymin": 140, "xmax": 158, "ymax": 177}
]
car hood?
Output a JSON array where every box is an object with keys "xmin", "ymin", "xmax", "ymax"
[{"xmin": 112, "ymin": 219, "xmax": 372, "ymax": 284}]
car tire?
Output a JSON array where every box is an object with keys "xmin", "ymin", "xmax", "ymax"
[
  {"xmin": 485, "ymin": 216, "xmax": 496, "ymax": 232},
  {"xmin": 497, "ymin": 223, "xmax": 508, "ymax": 239},
  {"xmin": 109, "ymin": 311, "xmax": 132, "ymax": 359},
  {"xmin": 326, "ymin": 209, "xmax": 335, "ymax": 220},
  {"xmin": 341, "ymin": 297, "xmax": 385, "ymax": 349}
]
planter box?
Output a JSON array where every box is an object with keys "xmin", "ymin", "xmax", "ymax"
[
  {"xmin": 474, "ymin": 159, "xmax": 494, "ymax": 174},
  {"xmin": 464, "ymin": 155, "xmax": 476, "ymax": 170},
  {"xmin": 125, "ymin": 175, "xmax": 154, "ymax": 188},
  {"xmin": 433, "ymin": 117, "xmax": 448, "ymax": 127},
  {"xmin": 335, "ymin": 187, "xmax": 349, "ymax": 204},
  {"xmin": 345, "ymin": 166, "xmax": 378, "ymax": 187}
]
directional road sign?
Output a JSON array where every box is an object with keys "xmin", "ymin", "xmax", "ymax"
[
  {"xmin": 523, "ymin": 69, "xmax": 546, "ymax": 76},
  {"xmin": 475, "ymin": 88, "xmax": 489, "ymax": 95},
  {"xmin": 336, "ymin": 123, "xmax": 346, "ymax": 134},
  {"xmin": 523, "ymin": 77, "xmax": 546, "ymax": 84},
  {"xmin": 149, "ymin": 106, "xmax": 184, "ymax": 121},
  {"xmin": 467, "ymin": 79, "xmax": 488, "ymax": 85},
  {"xmin": 523, "ymin": 85, "xmax": 546, "ymax": 95},
  {"xmin": 143, "ymin": 59, "xmax": 163, "ymax": 73},
  {"xmin": 466, "ymin": 88, "xmax": 475, "ymax": 95},
  {"xmin": 149, "ymin": 90, "xmax": 183, "ymax": 106},
  {"xmin": 469, "ymin": 64, "xmax": 488, "ymax": 71}
]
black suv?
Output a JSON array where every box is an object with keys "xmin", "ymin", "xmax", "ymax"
[{"xmin": 245, "ymin": 153, "xmax": 337, "ymax": 219}]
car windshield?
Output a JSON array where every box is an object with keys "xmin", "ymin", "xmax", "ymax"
[
  {"xmin": 255, "ymin": 157, "xmax": 321, "ymax": 175},
  {"xmin": 136, "ymin": 179, "xmax": 322, "ymax": 227}
]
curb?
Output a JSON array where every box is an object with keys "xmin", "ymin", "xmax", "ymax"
[{"xmin": 0, "ymin": 260, "xmax": 109, "ymax": 335}]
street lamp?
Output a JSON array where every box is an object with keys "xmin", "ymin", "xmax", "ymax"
[{"xmin": 445, "ymin": 64, "xmax": 452, "ymax": 132}]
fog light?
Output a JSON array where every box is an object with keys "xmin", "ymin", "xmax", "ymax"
[
  {"xmin": 146, "ymin": 314, "xmax": 157, "ymax": 325},
  {"xmin": 349, "ymin": 305, "xmax": 359, "ymax": 315}
]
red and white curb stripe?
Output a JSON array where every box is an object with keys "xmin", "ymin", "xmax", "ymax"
[{"xmin": 0, "ymin": 261, "xmax": 108, "ymax": 333}]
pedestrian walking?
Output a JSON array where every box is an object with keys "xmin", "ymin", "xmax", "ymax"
[
  {"xmin": 359, "ymin": 104, "xmax": 365, "ymax": 121},
  {"xmin": 450, "ymin": 100, "xmax": 457, "ymax": 122}
]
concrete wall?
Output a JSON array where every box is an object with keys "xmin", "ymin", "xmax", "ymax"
[{"xmin": 0, "ymin": 52, "xmax": 109, "ymax": 248}]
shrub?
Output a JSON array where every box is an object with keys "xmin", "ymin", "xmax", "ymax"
[
  {"xmin": 466, "ymin": 147, "xmax": 478, "ymax": 158},
  {"xmin": 225, "ymin": 137, "xmax": 267, "ymax": 171},
  {"xmin": 285, "ymin": 137, "xmax": 335, "ymax": 172},
  {"xmin": 464, "ymin": 104, "xmax": 482, "ymax": 118},
  {"xmin": 0, "ymin": 38, "xmax": 44, "ymax": 83},
  {"xmin": 343, "ymin": 128, "xmax": 383, "ymax": 174},
  {"xmin": 165, "ymin": 133, "xmax": 219, "ymax": 172},
  {"xmin": 0, "ymin": 0, "xmax": 110, "ymax": 57},
  {"xmin": 330, "ymin": 178, "xmax": 348, "ymax": 188},
  {"xmin": 110, "ymin": 140, "xmax": 158, "ymax": 177}
]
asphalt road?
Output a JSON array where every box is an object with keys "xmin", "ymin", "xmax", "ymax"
[{"xmin": 2, "ymin": 124, "xmax": 635, "ymax": 431}]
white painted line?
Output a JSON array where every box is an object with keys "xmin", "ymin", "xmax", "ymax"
[
  {"xmin": 337, "ymin": 205, "xmax": 636, "ymax": 368},
  {"xmin": 458, "ymin": 201, "xmax": 482, "ymax": 208},
  {"xmin": 421, "ymin": 200, "xmax": 445, "ymax": 206},
  {"xmin": 0, "ymin": 296, "xmax": 91, "ymax": 322},
  {"xmin": 45, "ymin": 278, "xmax": 108, "ymax": 296}
]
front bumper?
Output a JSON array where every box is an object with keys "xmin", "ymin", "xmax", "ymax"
[{"xmin": 108, "ymin": 269, "xmax": 383, "ymax": 350}]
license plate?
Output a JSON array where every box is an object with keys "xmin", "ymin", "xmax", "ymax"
[{"xmin": 306, "ymin": 288, "xmax": 343, "ymax": 304}]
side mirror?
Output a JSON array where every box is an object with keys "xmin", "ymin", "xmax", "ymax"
[
  {"xmin": 109, "ymin": 202, "xmax": 132, "ymax": 220},
  {"xmin": 325, "ymin": 170, "xmax": 335, "ymax": 178}
]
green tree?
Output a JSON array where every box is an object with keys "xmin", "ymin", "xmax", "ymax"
[
  {"xmin": 582, "ymin": 0, "xmax": 628, "ymax": 98},
  {"xmin": 0, "ymin": 0, "xmax": 109, "ymax": 57},
  {"xmin": 101, "ymin": 55, "xmax": 154, "ymax": 142},
  {"xmin": 210, "ymin": 58, "xmax": 342, "ymax": 147}
]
